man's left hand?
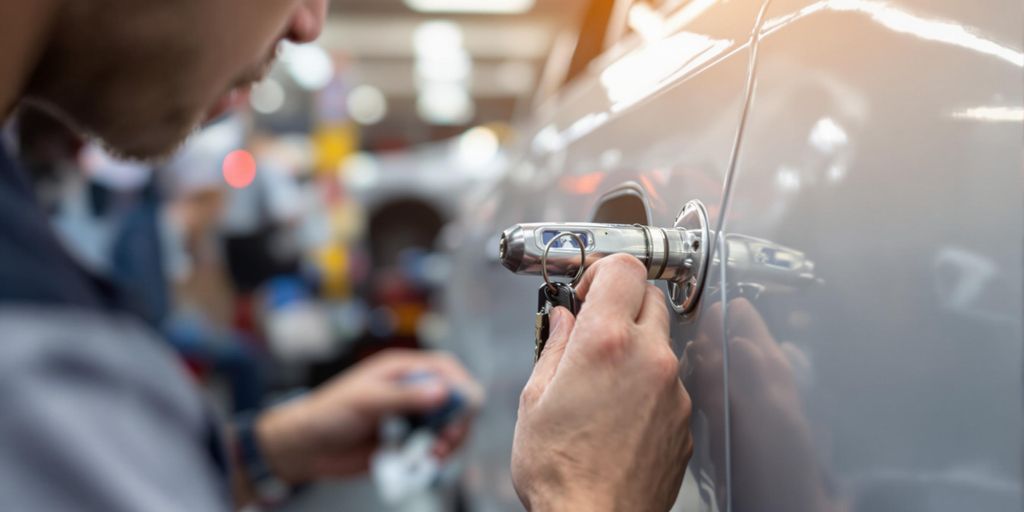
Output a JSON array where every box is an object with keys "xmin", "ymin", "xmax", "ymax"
[{"xmin": 254, "ymin": 349, "xmax": 484, "ymax": 484}]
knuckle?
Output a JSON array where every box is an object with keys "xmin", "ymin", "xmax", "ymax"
[
  {"xmin": 586, "ymin": 324, "xmax": 632, "ymax": 362},
  {"xmin": 519, "ymin": 383, "xmax": 541, "ymax": 408},
  {"xmin": 683, "ymin": 432, "xmax": 695, "ymax": 460},
  {"xmin": 679, "ymin": 387, "xmax": 694, "ymax": 417},
  {"xmin": 650, "ymin": 346, "xmax": 681, "ymax": 382},
  {"xmin": 360, "ymin": 349, "xmax": 401, "ymax": 371}
]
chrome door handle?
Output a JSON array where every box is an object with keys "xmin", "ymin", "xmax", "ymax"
[{"xmin": 498, "ymin": 200, "xmax": 711, "ymax": 315}]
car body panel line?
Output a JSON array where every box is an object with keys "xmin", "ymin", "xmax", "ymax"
[{"xmin": 713, "ymin": 2, "xmax": 773, "ymax": 511}]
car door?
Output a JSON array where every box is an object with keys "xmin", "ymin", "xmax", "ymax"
[
  {"xmin": 443, "ymin": 1, "xmax": 769, "ymax": 511},
  {"xmin": 717, "ymin": 1, "xmax": 1023, "ymax": 511}
]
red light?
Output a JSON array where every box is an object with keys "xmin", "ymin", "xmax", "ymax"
[{"xmin": 223, "ymin": 150, "xmax": 257, "ymax": 189}]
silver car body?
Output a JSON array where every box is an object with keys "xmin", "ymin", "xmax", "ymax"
[{"xmin": 442, "ymin": 1, "xmax": 1022, "ymax": 510}]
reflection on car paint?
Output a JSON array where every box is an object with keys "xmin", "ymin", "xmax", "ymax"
[{"xmin": 762, "ymin": 0, "xmax": 1023, "ymax": 67}]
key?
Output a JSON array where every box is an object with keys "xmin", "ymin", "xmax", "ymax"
[{"xmin": 535, "ymin": 282, "xmax": 580, "ymax": 362}]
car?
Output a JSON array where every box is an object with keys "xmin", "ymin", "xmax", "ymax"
[{"xmin": 440, "ymin": 0, "xmax": 1022, "ymax": 511}]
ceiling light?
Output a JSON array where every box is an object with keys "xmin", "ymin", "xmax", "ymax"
[
  {"xmin": 281, "ymin": 42, "xmax": 335, "ymax": 91},
  {"xmin": 415, "ymin": 50, "xmax": 473, "ymax": 83},
  {"xmin": 417, "ymin": 83, "xmax": 474, "ymax": 125},
  {"xmin": 405, "ymin": 0, "xmax": 535, "ymax": 14},
  {"xmin": 456, "ymin": 126, "xmax": 500, "ymax": 166},
  {"xmin": 347, "ymin": 85, "xmax": 389, "ymax": 125},
  {"xmin": 250, "ymin": 78, "xmax": 286, "ymax": 114},
  {"xmin": 413, "ymin": 20, "xmax": 464, "ymax": 56}
]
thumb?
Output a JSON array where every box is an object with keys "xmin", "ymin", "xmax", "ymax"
[{"xmin": 530, "ymin": 306, "xmax": 576, "ymax": 391}]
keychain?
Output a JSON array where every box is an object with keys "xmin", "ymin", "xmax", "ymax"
[{"xmin": 534, "ymin": 232, "xmax": 584, "ymax": 362}]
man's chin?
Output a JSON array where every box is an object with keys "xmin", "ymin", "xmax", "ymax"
[
  {"xmin": 97, "ymin": 123, "xmax": 198, "ymax": 162},
  {"xmin": 24, "ymin": 95, "xmax": 201, "ymax": 162}
]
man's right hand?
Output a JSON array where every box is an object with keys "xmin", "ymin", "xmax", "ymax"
[{"xmin": 511, "ymin": 254, "xmax": 694, "ymax": 512}]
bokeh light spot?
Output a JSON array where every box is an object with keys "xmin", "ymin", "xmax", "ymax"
[{"xmin": 223, "ymin": 150, "xmax": 257, "ymax": 189}]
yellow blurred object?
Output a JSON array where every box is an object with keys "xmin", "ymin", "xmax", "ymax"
[
  {"xmin": 330, "ymin": 200, "xmax": 366, "ymax": 242},
  {"xmin": 312, "ymin": 123, "xmax": 358, "ymax": 176},
  {"xmin": 391, "ymin": 303, "xmax": 427, "ymax": 337},
  {"xmin": 316, "ymin": 245, "xmax": 351, "ymax": 299}
]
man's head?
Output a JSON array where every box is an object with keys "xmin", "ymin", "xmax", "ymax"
[{"xmin": 24, "ymin": 0, "xmax": 327, "ymax": 160}]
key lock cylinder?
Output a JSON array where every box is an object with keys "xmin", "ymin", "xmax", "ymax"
[{"xmin": 500, "ymin": 200, "xmax": 712, "ymax": 317}]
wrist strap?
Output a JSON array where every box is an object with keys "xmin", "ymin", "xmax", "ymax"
[{"xmin": 235, "ymin": 413, "xmax": 292, "ymax": 507}]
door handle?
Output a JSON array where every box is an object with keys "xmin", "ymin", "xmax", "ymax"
[{"xmin": 499, "ymin": 200, "xmax": 711, "ymax": 315}]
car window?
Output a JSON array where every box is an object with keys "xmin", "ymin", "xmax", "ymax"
[
  {"xmin": 579, "ymin": 0, "xmax": 701, "ymax": 80},
  {"xmin": 564, "ymin": 0, "xmax": 617, "ymax": 86},
  {"xmin": 560, "ymin": 0, "xmax": 697, "ymax": 89}
]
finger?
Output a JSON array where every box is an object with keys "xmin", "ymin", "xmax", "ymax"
[
  {"xmin": 364, "ymin": 350, "xmax": 485, "ymax": 407},
  {"xmin": 361, "ymin": 349, "xmax": 431, "ymax": 377},
  {"xmin": 698, "ymin": 300, "xmax": 725, "ymax": 342},
  {"xmin": 681, "ymin": 340, "xmax": 699, "ymax": 386},
  {"xmin": 359, "ymin": 376, "xmax": 451, "ymax": 417},
  {"xmin": 434, "ymin": 417, "xmax": 472, "ymax": 459},
  {"xmin": 780, "ymin": 342, "xmax": 809, "ymax": 375},
  {"xmin": 528, "ymin": 306, "xmax": 576, "ymax": 391},
  {"xmin": 636, "ymin": 284, "xmax": 670, "ymax": 332},
  {"xmin": 421, "ymin": 352, "xmax": 486, "ymax": 408},
  {"xmin": 433, "ymin": 439, "xmax": 454, "ymax": 460},
  {"xmin": 725, "ymin": 298, "xmax": 774, "ymax": 347},
  {"xmin": 729, "ymin": 336, "xmax": 767, "ymax": 380},
  {"xmin": 574, "ymin": 254, "xmax": 649, "ymax": 322},
  {"xmin": 684, "ymin": 328, "xmax": 722, "ymax": 391}
]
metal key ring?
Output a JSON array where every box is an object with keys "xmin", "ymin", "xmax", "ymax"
[{"xmin": 541, "ymin": 231, "xmax": 587, "ymax": 292}]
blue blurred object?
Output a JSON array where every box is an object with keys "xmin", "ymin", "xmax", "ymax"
[
  {"xmin": 265, "ymin": 275, "xmax": 311, "ymax": 310},
  {"xmin": 164, "ymin": 313, "xmax": 267, "ymax": 412},
  {"xmin": 397, "ymin": 247, "xmax": 429, "ymax": 286}
]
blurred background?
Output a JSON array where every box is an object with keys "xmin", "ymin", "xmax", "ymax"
[
  {"xmin": 8, "ymin": 2, "xmax": 1021, "ymax": 512},
  {"xmin": 3, "ymin": 1, "xmax": 592, "ymax": 511}
]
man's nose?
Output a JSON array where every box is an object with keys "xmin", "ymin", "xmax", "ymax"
[{"xmin": 286, "ymin": 0, "xmax": 328, "ymax": 44}]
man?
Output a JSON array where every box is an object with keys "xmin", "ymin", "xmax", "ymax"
[{"xmin": 0, "ymin": 1, "xmax": 694, "ymax": 510}]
